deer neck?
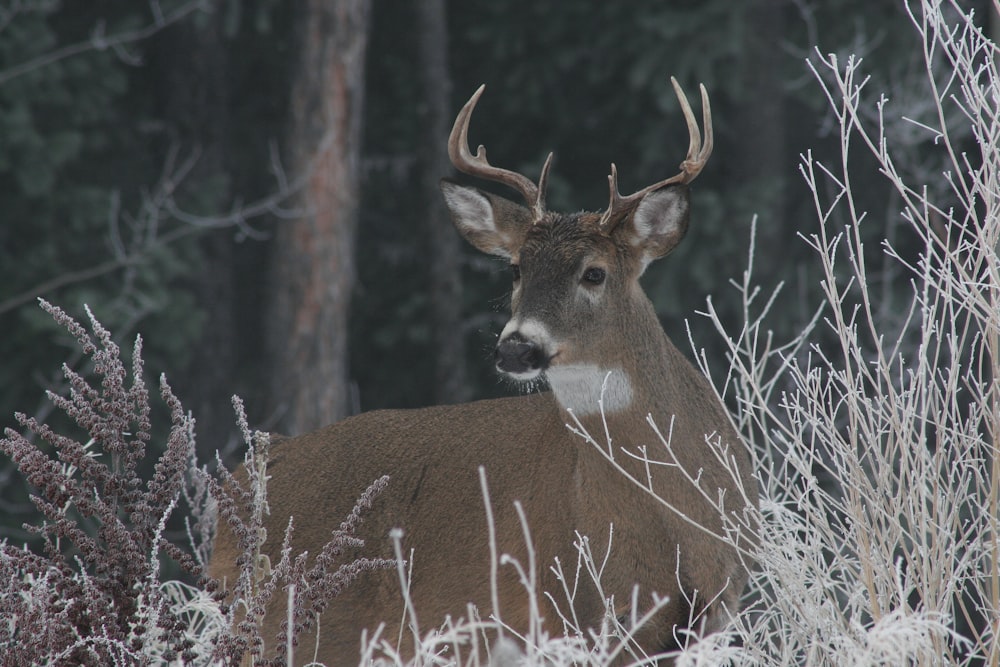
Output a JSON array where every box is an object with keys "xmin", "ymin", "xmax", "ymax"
[
  {"xmin": 544, "ymin": 364, "xmax": 636, "ymax": 417},
  {"xmin": 545, "ymin": 293, "xmax": 678, "ymax": 425}
]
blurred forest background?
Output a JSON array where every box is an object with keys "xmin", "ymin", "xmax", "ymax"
[{"xmin": 0, "ymin": 0, "xmax": 991, "ymax": 542}]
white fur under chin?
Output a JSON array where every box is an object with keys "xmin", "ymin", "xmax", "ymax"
[{"xmin": 545, "ymin": 364, "xmax": 633, "ymax": 416}]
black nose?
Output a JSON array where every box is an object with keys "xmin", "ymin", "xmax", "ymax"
[{"xmin": 495, "ymin": 334, "xmax": 546, "ymax": 375}]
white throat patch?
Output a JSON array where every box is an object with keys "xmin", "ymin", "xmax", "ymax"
[{"xmin": 545, "ymin": 364, "xmax": 634, "ymax": 416}]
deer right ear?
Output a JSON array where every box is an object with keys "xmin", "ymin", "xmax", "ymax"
[
  {"xmin": 623, "ymin": 183, "xmax": 691, "ymax": 272},
  {"xmin": 440, "ymin": 180, "xmax": 531, "ymax": 259}
]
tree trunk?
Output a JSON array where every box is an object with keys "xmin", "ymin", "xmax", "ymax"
[
  {"xmin": 416, "ymin": 0, "xmax": 469, "ymax": 405},
  {"xmin": 157, "ymin": 10, "xmax": 237, "ymax": 453},
  {"xmin": 268, "ymin": 0, "xmax": 370, "ymax": 434},
  {"xmin": 731, "ymin": 0, "xmax": 787, "ymax": 252}
]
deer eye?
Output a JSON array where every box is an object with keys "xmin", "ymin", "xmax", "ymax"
[
  {"xmin": 582, "ymin": 267, "xmax": 606, "ymax": 285},
  {"xmin": 511, "ymin": 264, "xmax": 521, "ymax": 281}
]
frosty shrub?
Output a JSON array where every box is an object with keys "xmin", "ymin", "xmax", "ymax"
[
  {"xmin": 0, "ymin": 302, "xmax": 393, "ymax": 666},
  {"xmin": 208, "ymin": 404, "xmax": 396, "ymax": 665},
  {"xmin": 680, "ymin": 1, "xmax": 1000, "ymax": 664},
  {"xmin": 0, "ymin": 301, "xmax": 210, "ymax": 664}
]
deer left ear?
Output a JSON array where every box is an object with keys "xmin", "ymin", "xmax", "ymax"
[
  {"xmin": 440, "ymin": 179, "xmax": 532, "ymax": 259},
  {"xmin": 622, "ymin": 183, "xmax": 690, "ymax": 271}
]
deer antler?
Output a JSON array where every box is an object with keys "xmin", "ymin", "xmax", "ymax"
[
  {"xmin": 448, "ymin": 84, "xmax": 553, "ymax": 222},
  {"xmin": 598, "ymin": 77, "xmax": 713, "ymax": 232}
]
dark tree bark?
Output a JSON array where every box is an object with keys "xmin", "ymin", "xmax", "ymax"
[
  {"xmin": 416, "ymin": 0, "xmax": 469, "ymax": 405},
  {"xmin": 156, "ymin": 11, "xmax": 237, "ymax": 453},
  {"xmin": 268, "ymin": 0, "xmax": 371, "ymax": 434},
  {"xmin": 731, "ymin": 0, "xmax": 788, "ymax": 248}
]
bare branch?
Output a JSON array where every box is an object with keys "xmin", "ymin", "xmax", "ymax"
[
  {"xmin": 0, "ymin": 0, "xmax": 213, "ymax": 86},
  {"xmin": 0, "ymin": 145, "xmax": 303, "ymax": 317}
]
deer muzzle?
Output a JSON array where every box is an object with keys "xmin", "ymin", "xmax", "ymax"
[{"xmin": 495, "ymin": 332, "xmax": 548, "ymax": 378}]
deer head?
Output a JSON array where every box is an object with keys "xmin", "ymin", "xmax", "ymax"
[{"xmin": 441, "ymin": 78, "xmax": 712, "ymax": 415}]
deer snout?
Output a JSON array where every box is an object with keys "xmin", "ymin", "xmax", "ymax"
[{"xmin": 495, "ymin": 332, "xmax": 548, "ymax": 377}]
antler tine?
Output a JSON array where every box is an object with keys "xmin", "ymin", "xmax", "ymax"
[
  {"xmin": 674, "ymin": 78, "xmax": 713, "ymax": 179},
  {"xmin": 600, "ymin": 163, "xmax": 624, "ymax": 230},
  {"xmin": 535, "ymin": 152, "xmax": 554, "ymax": 220},
  {"xmin": 448, "ymin": 85, "xmax": 548, "ymax": 221},
  {"xmin": 598, "ymin": 78, "xmax": 713, "ymax": 231},
  {"xmin": 673, "ymin": 77, "xmax": 702, "ymax": 170}
]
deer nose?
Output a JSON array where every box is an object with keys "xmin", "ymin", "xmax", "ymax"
[{"xmin": 495, "ymin": 333, "xmax": 547, "ymax": 376}]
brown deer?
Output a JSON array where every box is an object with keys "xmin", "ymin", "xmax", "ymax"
[{"xmin": 210, "ymin": 79, "xmax": 755, "ymax": 664}]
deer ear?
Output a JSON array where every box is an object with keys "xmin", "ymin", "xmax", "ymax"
[
  {"xmin": 622, "ymin": 183, "xmax": 691, "ymax": 271},
  {"xmin": 441, "ymin": 180, "xmax": 531, "ymax": 259}
]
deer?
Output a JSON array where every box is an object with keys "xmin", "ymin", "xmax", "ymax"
[{"xmin": 209, "ymin": 79, "xmax": 756, "ymax": 664}]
